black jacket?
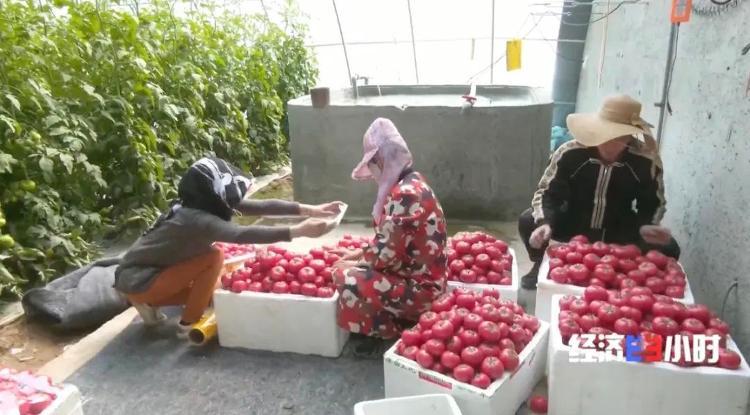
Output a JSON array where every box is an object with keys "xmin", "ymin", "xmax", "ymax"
[{"xmin": 530, "ymin": 140, "xmax": 665, "ymax": 243}]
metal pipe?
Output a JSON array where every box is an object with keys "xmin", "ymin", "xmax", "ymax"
[
  {"xmin": 331, "ymin": 0, "xmax": 353, "ymax": 90},
  {"xmin": 490, "ymin": 0, "xmax": 496, "ymax": 83},
  {"xmin": 655, "ymin": 23, "xmax": 679, "ymax": 145},
  {"xmin": 307, "ymin": 37, "xmax": 585, "ymax": 48},
  {"xmin": 406, "ymin": 0, "xmax": 419, "ymax": 83}
]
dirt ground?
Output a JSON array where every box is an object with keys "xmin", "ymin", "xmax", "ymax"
[{"xmin": 0, "ymin": 317, "xmax": 87, "ymax": 371}]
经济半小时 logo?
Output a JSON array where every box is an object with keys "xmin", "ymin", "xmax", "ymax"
[{"xmin": 568, "ymin": 333, "xmax": 721, "ymax": 364}]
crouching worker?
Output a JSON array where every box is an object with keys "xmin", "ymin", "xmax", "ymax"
[
  {"xmin": 519, "ymin": 95, "xmax": 681, "ymax": 290},
  {"xmin": 115, "ymin": 157, "xmax": 341, "ymax": 336},
  {"xmin": 332, "ymin": 118, "xmax": 448, "ymax": 356}
]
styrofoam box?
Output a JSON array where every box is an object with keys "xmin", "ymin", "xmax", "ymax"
[
  {"xmin": 42, "ymin": 385, "xmax": 83, "ymax": 415},
  {"xmin": 447, "ymin": 248, "xmax": 519, "ymax": 303},
  {"xmin": 214, "ymin": 289, "xmax": 349, "ymax": 357},
  {"xmin": 548, "ymin": 294, "xmax": 750, "ymax": 415},
  {"xmin": 354, "ymin": 394, "xmax": 462, "ymax": 415},
  {"xmin": 384, "ymin": 321, "xmax": 549, "ymax": 415},
  {"xmin": 534, "ymin": 253, "xmax": 695, "ymax": 322}
]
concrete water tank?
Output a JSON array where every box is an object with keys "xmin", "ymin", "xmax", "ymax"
[{"xmin": 287, "ymin": 85, "xmax": 553, "ymax": 221}]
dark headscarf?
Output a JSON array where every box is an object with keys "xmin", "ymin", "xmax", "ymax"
[{"xmin": 145, "ymin": 157, "xmax": 254, "ymax": 234}]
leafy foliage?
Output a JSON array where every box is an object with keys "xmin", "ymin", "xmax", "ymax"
[{"xmin": 0, "ymin": 0, "xmax": 317, "ymax": 296}]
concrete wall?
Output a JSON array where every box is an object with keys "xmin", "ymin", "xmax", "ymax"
[
  {"xmin": 288, "ymin": 86, "xmax": 552, "ymax": 221},
  {"xmin": 576, "ymin": 2, "xmax": 750, "ymax": 357}
]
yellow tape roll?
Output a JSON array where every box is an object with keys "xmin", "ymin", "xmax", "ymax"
[{"xmin": 189, "ymin": 312, "xmax": 217, "ymax": 345}]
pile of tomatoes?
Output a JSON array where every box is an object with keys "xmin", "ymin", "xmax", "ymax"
[
  {"xmin": 215, "ymin": 242, "xmax": 257, "ymax": 262},
  {"xmin": 446, "ymin": 232, "xmax": 513, "ymax": 286},
  {"xmin": 396, "ymin": 288, "xmax": 540, "ymax": 389},
  {"xmin": 0, "ymin": 368, "xmax": 61, "ymax": 415},
  {"xmin": 546, "ymin": 235, "xmax": 687, "ymax": 298},
  {"xmin": 557, "ymin": 286, "xmax": 742, "ymax": 369},
  {"xmin": 220, "ymin": 235, "xmax": 371, "ymax": 298}
]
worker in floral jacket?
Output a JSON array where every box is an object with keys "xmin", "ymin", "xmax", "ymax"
[{"xmin": 333, "ymin": 118, "xmax": 448, "ymax": 355}]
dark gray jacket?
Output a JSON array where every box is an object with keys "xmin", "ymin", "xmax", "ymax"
[{"xmin": 114, "ymin": 199, "xmax": 299, "ymax": 293}]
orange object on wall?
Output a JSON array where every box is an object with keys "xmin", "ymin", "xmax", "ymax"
[{"xmin": 671, "ymin": 0, "xmax": 692, "ymax": 23}]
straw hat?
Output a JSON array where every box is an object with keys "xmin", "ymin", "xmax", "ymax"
[{"xmin": 567, "ymin": 95, "xmax": 654, "ymax": 147}]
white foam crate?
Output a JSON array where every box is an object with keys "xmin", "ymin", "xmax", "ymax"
[
  {"xmin": 548, "ymin": 294, "xmax": 750, "ymax": 415},
  {"xmin": 383, "ymin": 321, "xmax": 549, "ymax": 415},
  {"xmin": 354, "ymin": 394, "xmax": 462, "ymax": 415},
  {"xmin": 447, "ymin": 248, "xmax": 519, "ymax": 303},
  {"xmin": 535, "ymin": 253, "xmax": 695, "ymax": 322},
  {"xmin": 214, "ymin": 289, "xmax": 349, "ymax": 357},
  {"xmin": 42, "ymin": 385, "xmax": 83, "ymax": 415}
]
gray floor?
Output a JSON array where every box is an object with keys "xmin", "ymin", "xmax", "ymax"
[{"xmin": 67, "ymin": 221, "xmax": 538, "ymax": 415}]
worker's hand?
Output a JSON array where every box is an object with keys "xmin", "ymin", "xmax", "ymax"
[
  {"xmin": 640, "ymin": 225, "xmax": 672, "ymax": 246},
  {"xmin": 337, "ymin": 249, "xmax": 364, "ymax": 261},
  {"xmin": 530, "ymin": 224, "xmax": 552, "ymax": 249},
  {"xmin": 301, "ymin": 201, "xmax": 345, "ymax": 218},
  {"xmin": 290, "ymin": 218, "xmax": 334, "ymax": 239}
]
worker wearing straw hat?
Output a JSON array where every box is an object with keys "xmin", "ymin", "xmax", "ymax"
[{"xmin": 518, "ymin": 95, "xmax": 680, "ymax": 289}]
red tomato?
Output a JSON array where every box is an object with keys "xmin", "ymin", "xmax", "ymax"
[
  {"xmin": 416, "ymin": 349, "xmax": 434, "ymax": 368},
  {"xmin": 551, "ymin": 245, "xmax": 572, "ymax": 260},
  {"xmin": 591, "ymin": 241, "xmax": 610, "ymax": 256},
  {"xmin": 522, "ymin": 314, "xmax": 540, "ymax": 332},
  {"xmin": 618, "ymin": 259, "xmax": 638, "ymax": 273},
  {"xmin": 597, "ymin": 304, "xmax": 621, "ymax": 326},
  {"xmin": 471, "ymin": 372, "xmax": 492, "ymax": 389},
  {"xmin": 665, "ymin": 286, "xmax": 685, "ymax": 298},
  {"xmin": 287, "ymin": 280, "xmax": 301, "ymax": 294},
  {"xmin": 559, "ymin": 317, "xmax": 582, "ymax": 338},
  {"xmin": 268, "ymin": 266, "xmax": 286, "ymax": 282},
  {"xmin": 709, "ymin": 317, "xmax": 730, "ymax": 335},
  {"xmin": 499, "ymin": 277, "xmax": 513, "ymax": 285},
  {"xmin": 475, "ymin": 253, "xmax": 492, "ymax": 269},
  {"xmin": 618, "ymin": 278, "xmax": 637, "ymax": 289},
  {"xmin": 549, "ymin": 266, "xmax": 569, "ymax": 284},
  {"xmin": 568, "ymin": 264, "xmax": 590, "ymax": 284},
  {"xmin": 614, "ymin": 318, "xmax": 639, "ymax": 335},
  {"xmin": 420, "ymin": 330, "xmax": 434, "ymax": 343},
  {"xmin": 431, "ymin": 295, "xmax": 454, "ymax": 313},
  {"xmin": 300, "ymin": 282, "xmax": 318, "ymax": 296},
  {"xmin": 271, "ymin": 281, "xmax": 289, "ymax": 294},
  {"xmin": 565, "ymin": 251, "xmax": 584, "ymax": 264},
  {"xmin": 297, "ymin": 267, "xmax": 316, "ymax": 283},
  {"xmin": 718, "ymin": 349, "xmax": 742, "ymax": 370},
  {"xmin": 599, "ymin": 255, "xmax": 619, "ymax": 269},
  {"xmin": 419, "ymin": 311, "xmax": 440, "ymax": 330},
  {"xmin": 477, "ymin": 356, "xmax": 504, "ymax": 380},
  {"xmin": 645, "ymin": 250, "xmax": 668, "ymax": 269},
  {"xmin": 681, "ymin": 318, "xmax": 707, "ymax": 334},
  {"xmin": 459, "ymin": 269, "xmax": 478, "ymax": 283},
  {"xmin": 486, "ymin": 271, "xmax": 503, "ymax": 284},
  {"xmin": 638, "ymin": 261, "xmax": 658, "ymax": 277},
  {"xmin": 583, "ymin": 285, "xmax": 608, "ymax": 302},
  {"xmin": 579, "ymin": 314, "xmax": 600, "ymax": 331},
  {"xmin": 493, "ymin": 240, "xmax": 509, "ymax": 253},
  {"xmin": 477, "ymin": 342, "xmax": 501, "ymax": 359},
  {"xmin": 705, "ymin": 328, "xmax": 727, "ymax": 348},
  {"xmin": 432, "ymin": 320, "xmax": 455, "ymax": 340},
  {"xmin": 449, "ymin": 260, "xmax": 467, "ymax": 274},
  {"xmin": 652, "ymin": 316, "xmax": 679, "ymax": 337},
  {"xmin": 529, "ymin": 395, "xmax": 548, "ymax": 414},
  {"xmin": 459, "ymin": 329, "xmax": 481, "ymax": 347},
  {"xmin": 588, "ymin": 300, "xmax": 605, "ymax": 315},
  {"xmin": 627, "ymin": 294, "xmax": 655, "ymax": 313},
  {"xmin": 499, "ymin": 348, "xmax": 520, "ymax": 371},
  {"xmin": 558, "ymin": 295, "xmax": 576, "ymax": 311},
  {"xmin": 446, "ymin": 336, "xmax": 464, "ymax": 353},
  {"xmin": 471, "ymin": 243, "xmax": 486, "ymax": 257},
  {"xmin": 316, "ymin": 287, "xmax": 334, "ymax": 297},
  {"xmin": 570, "ymin": 235, "xmax": 589, "ymax": 244},
  {"xmin": 619, "ymin": 306, "xmax": 642, "ymax": 322},
  {"xmin": 485, "ymin": 246, "xmax": 502, "ymax": 260},
  {"xmin": 611, "ymin": 245, "xmax": 630, "ymax": 259},
  {"xmin": 261, "ymin": 277, "xmax": 273, "ymax": 292},
  {"xmin": 461, "ymin": 346, "xmax": 486, "ymax": 367},
  {"xmin": 568, "ymin": 299, "xmax": 588, "ymax": 315},
  {"xmin": 423, "ymin": 339, "xmax": 446, "ymax": 357},
  {"xmin": 312, "ymin": 276, "xmax": 325, "ymax": 287},
  {"xmin": 462, "ymin": 313, "xmax": 483, "ymax": 330},
  {"xmin": 287, "ymin": 258, "xmax": 305, "ymax": 275},
  {"xmin": 452, "ymin": 364, "xmax": 475, "ymax": 383},
  {"xmin": 496, "ymin": 307, "xmax": 515, "ymax": 325},
  {"xmin": 645, "ymin": 277, "xmax": 666, "ymax": 294},
  {"xmin": 440, "ymin": 351, "xmax": 462, "ymax": 369},
  {"xmin": 276, "ymin": 259, "xmax": 289, "ymax": 270},
  {"xmin": 685, "ymin": 304, "xmax": 711, "ymax": 324},
  {"xmin": 652, "ymin": 302, "xmax": 680, "ymax": 319},
  {"xmin": 455, "ymin": 294, "xmax": 477, "ymax": 310},
  {"xmin": 582, "ymin": 253, "xmax": 601, "ymax": 270},
  {"xmin": 476, "ymin": 321, "xmax": 501, "ymax": 342},
  {"xmin": 593, "ymin": 264, "xmax": 616, "ymax": 284},
  {"xmin": 309, "ymin": 259, "xmax": 327, "ymax": 273},
  {"xmin": 231, "ymin": 280, "xmax": 247, "ymax": 293},
  {"xmin": 455, "ymin": 241, "xmax": 471, "ymax": 255},
  {"xmin": 471, "ymin": 265, "xmax": 487, "ymax": 278}
]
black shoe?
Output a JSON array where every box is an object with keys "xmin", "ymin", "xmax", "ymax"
[
  {"xmin": 353, "ymin": 336, "xmax": 384, "ymax": 359},
  {"xmin": 521, "ymin": 262, "xmax": 541, "ymax": 290}
]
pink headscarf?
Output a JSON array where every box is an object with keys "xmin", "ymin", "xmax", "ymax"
[{"xmin": 351, "ymin": 118, "xmax": 413, "ymax": 226}]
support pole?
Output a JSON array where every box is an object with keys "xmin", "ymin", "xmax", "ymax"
[
  {"xmin": 406, "ymin": 0, "xmax": 419, "ymax": 83},
  {"xmin": 655, "ymin": 23, "xmax": 679, "ymax": 146},
  {"xmin": 490, "ymin": 0, "xmax": 496, "ymax": 83},
  {"xmin": 332, "ymin": 0, "xmax": 353, "ymax": 86}
]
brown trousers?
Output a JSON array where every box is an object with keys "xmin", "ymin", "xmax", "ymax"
[{"xmin": 128, "ymin": 248, "xmax": 224, "ymax": 323}]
